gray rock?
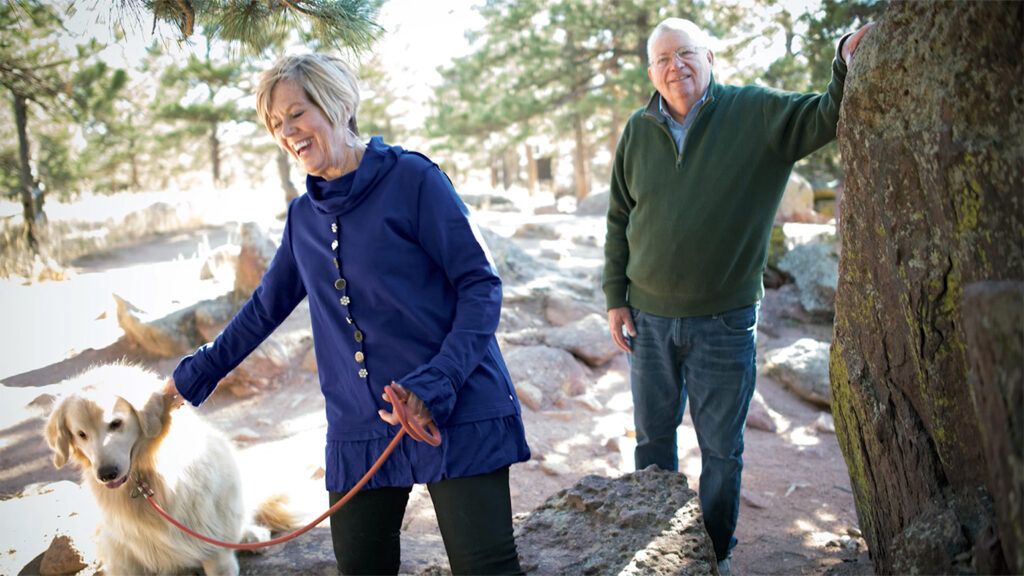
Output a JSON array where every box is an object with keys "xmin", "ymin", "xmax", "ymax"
[
  {"xmin": 543, "ymin": 313, "xmax": 621, "ymax": 367},
  {"xmin": 575, "ymin": 189, "xmax": 609, "ymax": 216},
  {"xmin": 113, "ymin": 293, "xmax": 194, "ymax": 357},
  {"xmin": 513, "ymin": 222, "xmax": 560, "ymax": 240},
  {"xmin": 505, "ymin": 345, "xmax": 590, "ymax": 406},
  {"xmin": 776, "ymin": 242, "xmax": 838, "ymax": 318},
  {"xmin": 479, "ymin": 228, "xmax": 548, "ymax": 284},
  {"xmin": 764, "ymin": 338, "xmax": 831, "ymax": 407},
  {"xmin": 515, "ymin": 468, "xmax": 717, "ymax": 575},
  {"xmin": 544, "ymin": 291, "xmax": 603, "ymax": 327}
]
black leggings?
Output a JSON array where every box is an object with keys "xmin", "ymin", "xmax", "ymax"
[{"xmin": 328, "ymin": 467, "xmax": 523, "ymax": 575}]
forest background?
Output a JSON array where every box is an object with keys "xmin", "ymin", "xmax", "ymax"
[{"xmin": 1, "ymin": 0, "xmax": 881, "ymax": 274}]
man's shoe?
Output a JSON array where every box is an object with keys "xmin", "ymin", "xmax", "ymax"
[{"xmin": 716, "ymin": 557, "xmax": 732, "ymax": 576}]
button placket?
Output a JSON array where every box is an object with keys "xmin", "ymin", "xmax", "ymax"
[{"xmin": 330, "ymin": 217, "xmax": 368, "ymax": 380}]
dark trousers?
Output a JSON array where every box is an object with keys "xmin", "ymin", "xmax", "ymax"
[{"xmin": 328, "ymin": 467, "xmax": 523, "ymax": 575}]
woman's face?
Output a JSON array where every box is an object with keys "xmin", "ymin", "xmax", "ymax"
[{"xmin": 269, "ymin": 79, "xmax": 347, "ymax": 180}]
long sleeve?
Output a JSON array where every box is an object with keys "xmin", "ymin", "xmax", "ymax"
[
  {"xmin": 396, "ymin": 166, "xmax": 502, "ymax": 425},
  {"xmin": 173, "ymin": 211, "xmax": 307, "ymax": 406},
  {"xmin": 603, "ymin": 123, "xmax": 636, "ymax": 310},
  {"xmin": 763, "ymin": 41, "xmax": 850, "ymax": 163}
]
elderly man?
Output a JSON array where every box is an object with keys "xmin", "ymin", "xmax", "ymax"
[{"xmin": 603, "ymin": 17, "xmax": 872, "ymax": 574}]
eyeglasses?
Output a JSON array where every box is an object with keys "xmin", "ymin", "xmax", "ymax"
[{"xmin": 652, "ymin": 47, "xmax": 705, "ymax": 69}]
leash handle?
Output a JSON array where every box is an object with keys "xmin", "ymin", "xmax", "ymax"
[
  {"xmin": 143, "ymin": 385, "xmax": 442, "ymax": 550},
  {"xmin": 383, "ymin": 383, "xmax": 442, "ymax": 447}
]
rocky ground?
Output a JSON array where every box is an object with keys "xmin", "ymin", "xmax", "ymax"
[{"xmin": 0, "ymin": 191, "xmax": 870, "ymax": 575}]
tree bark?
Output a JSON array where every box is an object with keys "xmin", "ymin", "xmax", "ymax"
[
  {"xmin": 572, "ymin": 113, "xmax": 590, "ymax": 199},
  {"xmin": 210, "ymin": 121, "xmax": 221, "ymax": 185},
  {"xmin": 12, "ymin": 90, "xmax": 38, "ymax": 250},
  {"xmin": 526, "ymin": 144, "xmax": 537, "ymax": 197},
  {"xmin": 832, "ymin": 3, "xmax": 1022, "ymax": 574},
  {"xmin": 277, "ymin": 148, "xmax": 298, "ymax": 204}
]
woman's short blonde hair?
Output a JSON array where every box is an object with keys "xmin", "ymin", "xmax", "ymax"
[{"xmin": 255, "ymin": 53, "xmax": 361, "ymax": 136}]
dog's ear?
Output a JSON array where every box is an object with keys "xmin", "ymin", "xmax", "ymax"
[
  {"xmin": 134, "ymin": 391, "xmax": 166, "ymax": 439},
  {"xmin": 45, "ymin": 400, "xmax": 71, "ymax": 469}
]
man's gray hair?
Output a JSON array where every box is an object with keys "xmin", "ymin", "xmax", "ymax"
[
  {"xmin": 255, "ymin": 53, "xmax": 360, "ymax": 136},
  {"xmin": 647, "ymin": 18, "xmax": 712, "ymax": 62}
]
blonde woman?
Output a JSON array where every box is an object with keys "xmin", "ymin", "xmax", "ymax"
[{"xmin": 167, "ymin": 53, "xmax": 529, "ymax": 575}]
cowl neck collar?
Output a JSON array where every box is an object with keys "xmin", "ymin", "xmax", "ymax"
[{"xmin": 306, "ymin": 136, "xmax": 402, "ymax": 216}]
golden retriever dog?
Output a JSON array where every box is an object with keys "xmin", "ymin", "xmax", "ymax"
[{"xmin": 45, "ymin": 363, "xmax": 293, "ymax": 575}]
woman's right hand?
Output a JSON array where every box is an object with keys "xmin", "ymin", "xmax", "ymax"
[{"xmin": 163, "ymin": 378, "xmax": 185, "ymax": 411}]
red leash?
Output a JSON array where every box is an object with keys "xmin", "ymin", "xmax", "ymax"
[{"xmin": 135, "ymin": 384, "xmax": 442, "ymax": 550}]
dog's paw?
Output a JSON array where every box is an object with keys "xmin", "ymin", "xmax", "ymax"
[{"xmin": 240, "ymin": 524, "xmax": 272, "ymax": 554}]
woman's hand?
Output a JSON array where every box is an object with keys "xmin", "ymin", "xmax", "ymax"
[
  {"xmin": 378, "ymin": 383, "xmax": 433, "ymax": 428},
  {"xmin": 163, "ymin": 378, "xmax": 185, "ymax": 411}
]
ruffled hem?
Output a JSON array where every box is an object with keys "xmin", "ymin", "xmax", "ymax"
[{"xmin": 325, "ymin": 413, "xmax": 531, "ymax": 493}]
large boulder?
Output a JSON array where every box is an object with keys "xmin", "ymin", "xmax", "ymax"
[
  {"xmin": 504, "ymin": 345, "xmax": 590, "ymax": 410},
  {"xmin": 543, "ymin": 313, "xmax": 621, "ymax": 368},
  {"xmin": 515, "ymin": 468, "xmax": 717, "ymax": 575},
  {"xmin": 776, "ymin": 171, "xmax": 815, "ymax": 222},
  {"xmin": 764, "ymin": 338, "xmax": 831, "ymax": 408},
  {"xmin": 831, "ymin": 3, "xmax": 1022, "ymax": 574},
  {"xmin": 776, "ymin": 242, "xmax": 838, "ymax": 319}
]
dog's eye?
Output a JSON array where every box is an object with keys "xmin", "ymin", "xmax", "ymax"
[
  {"xmin": 109, "ymin": 419, "xmax": 122, "ymax": 431},
  {"xmin": 77, "ymin": 431, "xmax": 87, "ymax": 440}
]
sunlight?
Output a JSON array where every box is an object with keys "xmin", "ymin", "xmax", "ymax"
[
  {"xmin": 605, "ymin": 390, "xmax": 633, "ymax": 411},
  {"xmin": 786, "ymin": 425, "xmax": 821, "ymax": 447}
]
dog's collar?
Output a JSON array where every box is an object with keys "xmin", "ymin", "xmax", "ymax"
[{"xmin": 130, "ymin": 473, "xmax": 154, "ymax": 499}]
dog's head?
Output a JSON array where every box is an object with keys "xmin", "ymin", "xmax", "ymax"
[{"xmin": 45, "ymin": 364, "xmax": 167, "ymax": 490}]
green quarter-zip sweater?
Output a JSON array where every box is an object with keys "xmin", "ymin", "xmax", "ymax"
[{"xmin": 603, "ymin": 55, "xmax": 848, "ymax": 317}]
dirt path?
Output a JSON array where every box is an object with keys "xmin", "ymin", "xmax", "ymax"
[{"xmin": 0, "ymin": 220, "xmax": 871, "ymax": 575}]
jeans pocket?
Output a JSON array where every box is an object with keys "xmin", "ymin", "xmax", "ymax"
[{"xmin": 716, "ymin": 304, "xmax": 757, "ymax": 332}]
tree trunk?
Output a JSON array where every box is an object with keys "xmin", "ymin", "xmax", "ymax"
[
  {"xmin": 277, "ymin": 148, "xmax": 299, "ymax": 204},
  {"xmin": 12, "ymin": 90, "xmax": 38, "ymax": 250},
  {"xmin": 501, "ymin": 147, "xmax": 514, "ymax": 190},
  {"xmin": 525, "ymin": 144, "xmax": 537, "ymax": 197},
  {"xmin": 609, "ymin": 101, "xmax": 622, "ymax": 161},
  {"xmin": 572, "ymin": 113, "xmax": 590, "ymax": 200},
  {"xmin": 210, "ymin": 122, "xmax": 221, "ymax": 186},
  {"xmin": 831, "ymin": 3, "xmax": 1022, "ymax": 574}
]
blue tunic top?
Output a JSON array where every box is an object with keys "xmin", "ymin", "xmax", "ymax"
[{"xmin": 174, "ymin": 137, "xmax": 531, "ymax": 492}]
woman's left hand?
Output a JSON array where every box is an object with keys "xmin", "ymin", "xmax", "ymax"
[{"xmin": 378, "ymin": 383, "xmax": 433, "ymax": 429}]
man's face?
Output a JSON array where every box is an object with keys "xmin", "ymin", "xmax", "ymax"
[{"xmin": 647, "ymin": 28, "xmax": 714, "ymax": 116}]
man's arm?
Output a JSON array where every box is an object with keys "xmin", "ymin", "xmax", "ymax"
[
  {"xmin": 603, "ymin": 122, "xmax": 637, "ymax": 353},
  {"xmin": 763, "ymin": 22, "xmax": 875, "ymax": 162}
]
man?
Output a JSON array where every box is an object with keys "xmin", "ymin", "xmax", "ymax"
[{"xmin": 603, "ymin": 17, "xmax": 873, "ymax": 575}]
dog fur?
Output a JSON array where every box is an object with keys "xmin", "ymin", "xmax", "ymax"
[{"xmin": 45, "ymin": 363, "xmax": 293, "ymax": 575}]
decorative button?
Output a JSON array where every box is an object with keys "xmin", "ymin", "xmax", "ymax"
[
  {"xmin": 358, "ymin": 368, "xmax": 368, "ymax": 378},
  {"xmin": 354, "ymin": 330, "xmax": 363, "ymax": 343},
  {"xmin": 331, "ymin": 222, "xmax": 338, "ymax": 233},
  {"xmin": 333, "ymin": 258, "xmax": 339, "ymax": 268},
  {"xmin": 340, "ymin": 296, "xmax": 350, "ymax": 306},
  {"xmin": 331, "ymin": 240, "xmax": 339, "ymax": 251},
  {"xmin": 346, "ymin": 317, "xmax": 353, "ymax": 324},
  {"xmin": 334, "ymin": 278, "xmax": 347, "ymax": 290},
  {"xmin": 354, "ymin": 351, "xmax": 364, "ymax": 363}
]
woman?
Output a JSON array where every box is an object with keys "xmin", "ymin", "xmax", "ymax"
[{"xmin": 165, "ymin": 53, "xmax": 530, "ymax": 575}]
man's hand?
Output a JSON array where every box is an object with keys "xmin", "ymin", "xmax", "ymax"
[
  {"xmin": 607, "ymin": 307, "xmax": 636, "ymax": 353},
  {"xmin": 378, "ymin": 383, "xmax": 433, "ymax": 429},
  {"xmin": 842, "ymin": 22, "xmax": 876, "ymax": 66},
  {"xmin": 163, "ymin": 378, "xmax": 185, "ymax": 411}
]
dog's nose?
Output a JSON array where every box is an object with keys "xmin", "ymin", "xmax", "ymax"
[{"xmin": 97, "ymin": 464, "xmax": 120, "ymax": 482}]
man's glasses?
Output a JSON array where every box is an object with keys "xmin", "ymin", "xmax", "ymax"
[{"xmin": 652, "ymin": 47, "xmax": 705, "ymax": 69}]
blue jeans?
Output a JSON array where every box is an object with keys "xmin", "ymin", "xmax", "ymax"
[{"xmin": 627, "ymin": 304, "xmax": 758, "ymax": 561}]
